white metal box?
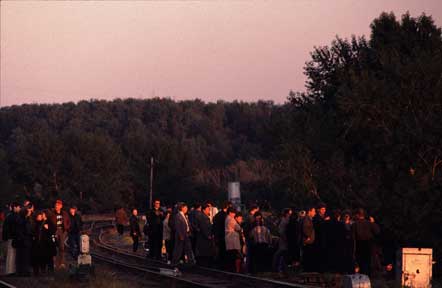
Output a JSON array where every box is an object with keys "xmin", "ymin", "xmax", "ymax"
[
  {"xmin": 342, "ymin": 274, "xmax": 371, "ymax": 288},
  {"xmin": 80, "ymin": 234, "xmax": 90, "ymax": 254},
  {"xmin": 397, "ymin": 247, "xmax": 433, "ymax": 288}
]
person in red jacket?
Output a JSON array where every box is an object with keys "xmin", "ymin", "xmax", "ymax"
[{"xmin": 48, "ymin": 199, "xmax": 70, "ymax": 269}]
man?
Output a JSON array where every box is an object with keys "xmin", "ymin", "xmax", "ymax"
[
  {"xmin": 171, "ymin": 203, "xmax": 195, "ymax": 267},
  {"xmin": 188, "ymin": 203, "xmax": 202, "ymax": 252},
  {"xmin": 352, "ymin": 208, "xmax": 380, "ymax": 276},
  {"xmin": 195, "ymin": 204, "xmax": 214, "ymax": 267},
  {"xmin": 146, "ymin": 199, "xmax": 164, "ymax": 260},
  {"xmin": 286, "ymin": 209, "xmax": 302, "ymax": 270},
  {"xmin": 249, "ymin": 212, "xmax": 272, "ymax": 273},
  {"xmin": 301, "ymin": 206, "xmax": 316, "ymax": 272},
  {"xmin": 313, "ymin": 202, "xmax": 330, "ymax": 272},
  {"xmin": 2, "ymin": 202, "xmax": 21, "ymax": 275},
  {"xmin": 115, "ymin": 206, "xmax": 128, "ymax": 236},
  {"xmin": 15, "ymin": 203, "xmax": 33, "ymax": 276},
  {"xmin": 243, "ymin": 204, "xmax": 259, "ymax": 272},
  {"xmin": 48, "ymin": 199, "xmax": 70, "ymax": 269},
  {"xmin": 129, "ymin": 208, "xmax": 141, "ymax": 252},
  {"xmin": 67, "ymin": 206, "xmax": 82, "ymax": 259},
  {"xmin": 212, "ymin": 201, "xmax": 232, "ymax": 268},
  {"xmin": 273, "ymin": 208, "xmax": 292, "ymax": 272}
]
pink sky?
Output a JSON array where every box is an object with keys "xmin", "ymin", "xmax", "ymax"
[{"xmin": 1, "ymin": 0, "xmax": 441, "ymax": 107}]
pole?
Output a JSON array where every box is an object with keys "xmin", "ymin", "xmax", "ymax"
[{"xmin": 149, "ymin": 156, "xmax": 154, "ymax": 209}]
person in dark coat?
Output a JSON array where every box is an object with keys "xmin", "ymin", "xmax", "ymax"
[
  {"xmin": 195, "ymin": 204, "xmax": 215, "ymax": 267},
  {"xmin": 301, "ymin": 206, "xmax": 316, "ymax": 272},
  {"xmin": 15, "ymin": 204, "xmax": 34, "ymax": 276},
  {"xmin": 352, "ymin": 208, "xmax": 380, "ymax": 276},
  {"xmin": 342, "ymin": 210, "xmax": 355, "ymax": 274},
  {"xmin": 146, "ymin": 199, "xmax": 164, "ymax": 259},
  {"xmin": 188, "ymin": 203, "xmax": 202, "ymax": 253},
  {"xmin": 243, "ymin": 204, "xmax": 259, "ymax": 273},
  {"xmin": 42, "ymin": 210, "xmax": 57, "ymax": 273},
  {"xmin": 326, "ymin": 210, "xmax": 347, "ymax": 273},
  {"xmin": 129, "ymin": 208, "xmax": 141, "ymax": 252},
  {"xmin": 273, "ymin": 208, "xmax": 292, "ymax": 272},
  {"xmin": 31, "ymin": 211, "xmax": 52, "ymax": 275},
  {"xmin": 171, "ymin": 203, "xmax": 195, "ymax": 267},
  {"xmin": 212, "ymin": 201, "xmax": 231, "ymax": 268},
  {"xmin": 67, "ymin": 206, "xmax": 82, "ymax": 259},
  {"xmin": 286, "ymin": 210, "xmax": 302, "ymax": 270},
  {"xmin": 312, "ymin": 202, "xmax": 330, "ymax": 272},
  {"xmin": 2, "ymin": 202, "xmax": 21, "ymax": 275}
]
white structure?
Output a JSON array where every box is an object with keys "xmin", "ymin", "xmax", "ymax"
[
  {"xmin": 227, "ymin": 182, "xmax": 241, "ymax": 211},
  {"xmin": 80, "ymin": 234, "xmax": 90, "ymax": 254},
  {"xmin": 342, "ymin": 274, "xmax": 371, "ymax": 288},
  {"xmin": 78, "ymin": 234, "xmax": 92, "ymax": 266},
  {"xmin": 397, "ymin": 248, "xmax": 433, "ymax": 288}
]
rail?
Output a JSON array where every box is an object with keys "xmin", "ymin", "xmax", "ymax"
[{"xmin": 90, "ymin": 221, "xmax": 317, "ymax": 288}]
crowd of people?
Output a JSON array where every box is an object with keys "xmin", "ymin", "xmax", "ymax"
[
  {"xmin": 119, "ymin": 199, "xmax": 388, "ymax": 277},
  {"xmin": 0, "ymin": 197, "xmax": 389, "ymax": 278},
  {"xmin": 1, "ymin": 199, "xmax": 82, "ymax": 277}
]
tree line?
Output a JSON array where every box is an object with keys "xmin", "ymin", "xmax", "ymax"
[{"xmin": 0, "ymin": 12, "xmax": 441, "ymax": 273}]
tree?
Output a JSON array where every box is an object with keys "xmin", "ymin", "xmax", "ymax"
[{"xmin": 282, "ymin": 12, "xmax": 442, "ymax": 270}]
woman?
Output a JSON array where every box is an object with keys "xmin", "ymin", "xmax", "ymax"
[
  {"xmin": 224, "ymin": 208, "xmax": 243, "ymax": 273},
  {"xmin": 42, "ymin": 210, "xmax": 57, "ymax": 273},
  {"xmin": 162, "ymin": 210, "xmax": 172, "ymax": 262},
  {"xmin": 31, "ymin": 211, "xmax": 52, "ymax": 275}
]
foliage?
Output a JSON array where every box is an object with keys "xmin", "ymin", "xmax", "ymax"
[
  {"xmin": 0, "ymin": 99, "xmax": 276, "ymax": 211},
  {"xmin": 278, "ymin": 12, "xmax": 442, "ymax": 273}
]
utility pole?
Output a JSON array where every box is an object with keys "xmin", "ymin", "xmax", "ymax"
[{"xmin": 149, "ymin": 156, "xmax": 154, "ymax": 209}]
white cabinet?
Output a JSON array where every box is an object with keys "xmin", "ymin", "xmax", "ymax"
[{"xmin": 397, "ymin": 248, "xmax": 433, "ymax": 288}]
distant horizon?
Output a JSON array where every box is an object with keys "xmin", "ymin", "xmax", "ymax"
[
  {"xmin": 1, "ymin": 0, "xmax": 441, "ymax": 107},
  {"xmin": 0, "ymin": 96, "xmax": 286, "ymax": 109}
]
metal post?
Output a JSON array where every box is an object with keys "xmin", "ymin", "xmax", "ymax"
[{"xmin": 149, "ymin": 156, "xmax": 154, "ymax": 209}]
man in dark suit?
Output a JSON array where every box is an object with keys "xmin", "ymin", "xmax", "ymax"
[
  {"xmin": 146, "ymin": 199, "xmax": 164, "ymax": 259},
  {"xmin": 302, "ymin": 206, "xmax": 316, "ymax": 272},
  {"xmin": 171, "ymin": 203, "xmax": 195, "ymax": 267},
  {"xmin": 195, "ymin": 204, "xmax": 214, "ymax": 267}
]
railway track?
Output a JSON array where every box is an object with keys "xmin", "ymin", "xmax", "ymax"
[
  {"xmin": 90, "ymin": 222, "xmax": 316, "ymax": 288},
  {"xmin": 89, "ymin": 222, "xmax": 208, "ymax": 287}
]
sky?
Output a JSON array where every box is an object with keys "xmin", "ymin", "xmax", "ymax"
[{"xmin": 1, "ymin": 0, "xmax": 441, "ymax": 107}]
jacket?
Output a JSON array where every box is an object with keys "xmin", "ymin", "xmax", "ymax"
[
  {"xmin": 195, "ymin": 212, "xmax": 214, "ymax": 257},
  {"xmin": 225, "ymin": 215, "xmax": 242, "ymax": 251},
  {"xmin": 174, "ymin": 212, "xmax": 190, "ymax": 241},
  {"xmin": 302, "ymin": 216, "xmax": 315, "ymax": 245},
  {"xmin": 129, "ymin": 215, "xmax": 140, "ymax": 237},
  {"xmin": 48, "ymin": 209, "xmax": 70, "ymax": 232}
]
